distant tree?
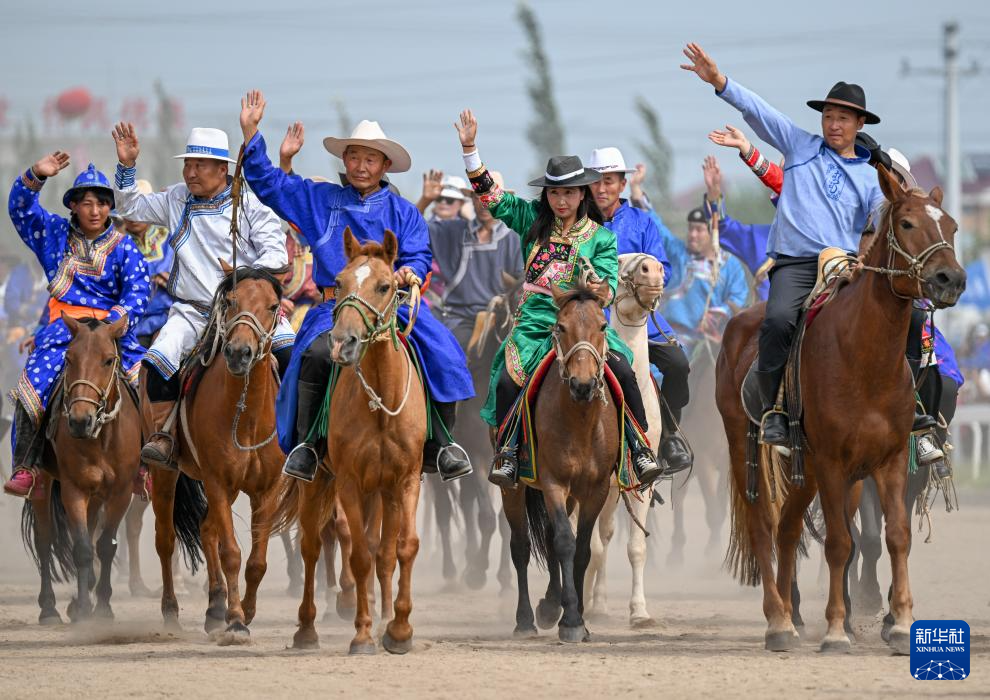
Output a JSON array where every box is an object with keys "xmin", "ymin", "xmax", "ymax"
[
  {"xmin": 333, "ymin": 97, "xmax": 353, "ymax": 136},
  {"xmin": 633, "ymin": 96, "xmax": 673, "ymax": 216},
  {"xmin": 723, "ymin": 181, "xmax": 777, "ymax": 228},
  {"xmin": 151, "ymin": 80, "xmax": 182, "ymax": 189},
  {"xmin": 517, "ymin": 2, "xmax": 565, "ymax": 172}
]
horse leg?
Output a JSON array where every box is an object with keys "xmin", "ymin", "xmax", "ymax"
[
  {"xmin": 197, "ymin": 495, "xmax": 227, "ymax": 635},
  {"xmin": 61, "ymin": 483, "xmax": 94, "ymax": 622},
  {"xmin": 382, "ymin": 475, "xmax": 422, "ymax": 655},
  {"xmin": 364, "ymin": 495, "xmax": 383, "ymax": 613},
  {"xmin": 496, "ymin": 508, "xmax": 514, "ymax": 595},
  {"xmin": 773, "ymin": 482, "xmax": 816, "ymax": 641},
  {"xmin": 853, "ymin": 477, "xmax": 885, "ymax": 616},
  {"xmin": 93, "ymin": 487, "xmax": 132, "ymax": 619},
  {"xmin": 125, "ymin": 497, "xmax": 154, "ymax": 597},
  {"xmin": 320, "ymin": 520, "xmax": 338, "ymax": 622},
  {"xmin": 501, "ymin": 487, "xmax": 536, "ymax": 637},
  {"xmin": 150, "ymin": 468, "xmax": 181, "ymax": 628},
  {"xmin": 667, "ymin": 471, "xmax": 688, "ymax": 568},
  {"xmin": 292, "ymin": 485, "xmax": 325, "ymax": 650},
  {"xmin": 376, "ymin": 491, "xmax": 400, "ymax": 628},
  {"xmin": 433, "ymin": 479, "xmax": 457, "ymax": 587},
  {"xmin": 585, "ymin": 484, "xmax": 617, "ymax": 621},
  {"xmin": 535, "ymin": 532, "xmax": 562, "ymax": 630},
  {"xmin": 700, "ymin": 454, "xmax": 727, "ymax": 558},
  {"xmin": 463, "ymin": 475, "xmax": 494, "ymax": 590},
  {"xmin": 241, "ymin": 491, "xmax": 275, "ymax": 626},
  {"xmin": 339, "ymin": 482, "xmax": 375, "ymax": 655},
  {"xmin": 333, "ymin": 501, "xmax": 358, "ymax": 620},
  {"xmin": 543, "ymin": 487, "xmax": 586, "ymax": 643},
  {"xmin": 873, "ymin": 460, "xmax": 914, "ymax": 655},
  {"xmin": 211, "ymin": 488, "xmax": 250, "ymax": 644},
  {"xmin": 627, "ymin": 490, "xmax": 654, "ymax": 628},
  {"xmin": 817, "ymin": 476, "xmax": 855, "ymax": 652},
  {"xmin": 32, "ymin": 487, "xmax": 62, "ymax": 625},
  {"xmin": 574, "ymin": 489, "xmax": 609, "ymax": 634},
  {"xmin": 283, "ymin": 530, "xmax": 303, "ymax": 597}
]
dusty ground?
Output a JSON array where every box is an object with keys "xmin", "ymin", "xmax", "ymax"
[{"xmin": 0, "ymin": 483, "xmax": 987, "ymax": 699}]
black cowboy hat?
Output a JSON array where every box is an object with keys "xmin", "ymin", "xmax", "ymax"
[
  {"xmin": 807, "ymin": 82, "xmax": 880, "ymax": 125},
  {"xmin": 527, "ymin": 155, "xmax": 601, "ymax": 188}
]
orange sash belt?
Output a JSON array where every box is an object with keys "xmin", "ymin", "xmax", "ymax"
[{"xmin": 48, "ymin": 298, "xmax": 109, "ymax": 324}]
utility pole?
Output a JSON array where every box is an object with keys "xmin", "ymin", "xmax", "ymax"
[{"xmin": 902, "ymin": 21, "xmax": 980, "ymax": 260}]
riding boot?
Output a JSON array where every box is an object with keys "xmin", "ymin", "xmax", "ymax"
[
  {"xmin": 658, "ymin": 399, "xmax": 692, "ymax": 475},
  {"xmin": 282, "ymin": 380, "xmax": 328, "ymax": 482},
  {"xmin": 141, "ymin": 400, "xmax": 179, "ymax": 470},
  {"xmin": 4, "ymin": 405, "xmax": 45, "ymax": 499},
  {"xmin": 489, "ymin": 427, "xmax": 520, "ymax": 489},
  {"xmin": 915, "ymin": 433, "xmax": 944, "ymax": 467},
  {"xmin": 626, "ymin": 415, "xmax": 664, "ymax": 487},
  {"xmin": 423, "ymin": 401, "xmax": 472, "ymax": 483},
  {"xmin": 755, "ymin": 369, "xmax": 789, "ymax": 447}
]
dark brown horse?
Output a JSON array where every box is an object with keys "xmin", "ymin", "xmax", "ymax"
[
  {"xmin": 276, "ymin": 229, "xmax": 427, "ymax": 654},
  {"xmin": 502, "ymin": 280, "xmax": 619, "ymax": 643},
  {"xmin": 149, "ymin": 264, "xmax": 285, "ymax": 643},
  {"xmin": 22, "ymin": 314, "xmax": 142, "ymax": 623},
  {"xmin": 716, "ymin": 166, "xmax": 965, "ymax": 653}
]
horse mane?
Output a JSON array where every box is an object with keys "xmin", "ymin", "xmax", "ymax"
[
  {"xmin": 555, "ymin": 278, "xmax": 602, "ymax": 310},
  {"xmin": 349, "ymin": 239, "xmax": 395, "ymax": 266},
  {"xmin": 77, "ymin": 317, "xmax": 107, "ymax": 330},
  {"xmin": 861, "ymin": 187, "xmax": 931, "ymax": 262}
]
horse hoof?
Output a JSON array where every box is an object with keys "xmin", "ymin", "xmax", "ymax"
[
  {"xmin": 880, "ymin": 619, "xmax": 894, "ymax": 643},
  {"xmin": 585, "ymin": 610, "xmax": 609, "ymax": 625},
  {"xmin": 765, "ymin": 630, "xmax": 797, "ymax": 652},
  {"xmin": 94, "ymin": 605, "xmax": 114, "ymax": 621},
  {"xmin": 463, "ymin": 567, "xmax": 487, "ymax": 591},
  {"xmin": 382, "ymin": 631, "xmax": 413, "ymax": 655},
  {"xmin": 630, "ymin": 616, "xmax": 657, "ymax": 630},
  {"xmin": 292, "ymin": 630, "xmax": 320, "ymax": 650},
  {"xmin": 163, "ymin": 616, "xmax": 182, "ymax": 633},
  {"xmin": 217, "ymin": 621, "xmax": 251, "ymax": 646},
  {"xmin": 819, "ymin": 636, "xmax": 852, "ymax": 654},
  {"xmin": 513, "ymin": 624, "xmax": 538, "ymax": 639},
  {"xmin": 535, "ymin": 599, "xmax": 561, "ymax": 630},
  {"xmin": 348, "ymin": 640, "xmax": 377, "ymax": 656},
  {"xmin": 887, "ymin": 630, "xmax": 911, "ymax": 656},
  {"xmin": 558, "ymin": 625, "xmax": 590, "ymax": 643},
  {"xmin": 39, "ymin": 612, "xmax": 63, "ymax": 626},
  {"xmin": 204, "ymin": 614, "xmax": 226, "ymax": 635}
]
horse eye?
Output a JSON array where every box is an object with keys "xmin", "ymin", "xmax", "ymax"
[
  {"xmin": 377, "ymin": 283, "xmax": 391, "ymax": 294},
  {"xmin": 600, "ymin": 323, "xmax": 607, "ymax": 332},
  {"xmin": 104, "ymin": 357, "xmax": 114, "ymax": 366},
  {"xmin": 269, "ymin": 304, "xmax": 279, "ymax": 313},
  {"xmin": 901, "ymin": 220, "xmax": 914, "ymax": 230}
]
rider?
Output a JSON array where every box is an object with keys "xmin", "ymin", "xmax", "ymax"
[
  {"xmin": 237, "ymin": 90, "xmax": 475, "ymax": 484},
  {"xmin": 112, "ymin": 123, "xmax": 295, "ymax": 469},
  {"xmin": 682, "ymin": 41, "xmax": 885, "ymax": 447},
  {"xmin": 586, "ymin": 147, "xmax": 692, "ymax": 474},
  {"xmin": 4, "ymin": 155, "xmax": 149, "ymax": 498},
  {"xmin": 455, "ymin": 110, "xmax": 665, "ymax": 488}
]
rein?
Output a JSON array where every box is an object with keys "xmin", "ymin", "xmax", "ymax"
[
  {"xmin": 614, "ymin": 253, "xmax": 664, "ymax": 326},
  {"xmin": 61, "ymin": 354, "xmax": 123, "ymax": 439},
  {"xmin": 859, "ymin": 211, "xmax": 954, "ymax": 300},
  {"xmin": 552, "ymin": 300, "xmax": 609, "ymax": 404}
]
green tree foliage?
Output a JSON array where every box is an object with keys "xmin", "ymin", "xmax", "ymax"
[
  {"xmin": 517, "ymin": 2, "xmax": 565, "ymax": 171},
  {"xmin": 633, "ymin": 96, "xmax": 673, "ymax": 215}
]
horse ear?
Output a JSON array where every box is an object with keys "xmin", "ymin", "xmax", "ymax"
[
  {"xmin": 342, "ymin": 227, "xmax": 359, "ymax": 260},
  {"xmin": 61, "ymin": 311, "xmax": 80, "ymax": 336},
  {"xmin": 108, "ymin": 314, "xmax": 128, "ymax": 339},
  {"xmin": 877, "ymin": 164, "xmax": 903, "ymax": 204},
  {"xmin": 929, "ymin": 186, "xmax": 944, "ymax": 208},
  {"xmin": 219, "ymin": 258, "xmax": 234, "ymax": 276},
  {"xmin": 501, "ymin": 271, "xmax": 519, "ymax": 290},
  {"xmin": 382, "ymin": 230, "xmax": 398, "ymax": 265},
  {"xmin": 594, "ymin": 283, "xmax": 612, "ymax": 308},
  {"xmin": 550, "ymin": 283, "xmax": 567, "ymax": 307}
]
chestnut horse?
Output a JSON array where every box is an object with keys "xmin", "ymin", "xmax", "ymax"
[
  {"xmin": 276, "ymin": 229, "xmax": 427, "ymax": 654},
  {"xmin": 716, "ymin": 166, "xmax": 965, "ymax": 653},
  {"xmin": 502, "ymin": 280, "xmax": 620, "ymax": 643},
  {"xmin": 149, "ymin": 265, "xmax": 285, "ymax": 643},
  {"xmin": 21, "ymin": 315, "xmax": 141, "ymax": 623}
]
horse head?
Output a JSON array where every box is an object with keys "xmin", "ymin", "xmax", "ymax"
[
  {"xmin": 873, "ymin": 165, "xmax": 966, "ymax": 307},
  {"xmin": 330, "ymin": 227, "xmax": 400, "ymax": 366},
  {"xmin": 61, "ymin": 312, "xmax": 127, "ymax": 439},
  {"xmin": 217, "ymin": 259, "xmax": 283, "ymax": 376},
  {"xmin": 616, "ymin": 253, "xmax": 664, "ymax": 321},
  {"xmin": 550, "ymin": 278, "xmax": 611, "ymax": 404}
]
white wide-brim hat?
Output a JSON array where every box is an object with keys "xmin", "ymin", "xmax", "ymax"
[
  {"xmin": 587, "ymin": 146, "xmax": 635, "ymax": 174},
  {"xmin": 323, "ymin": 120, "xmax": 411, "ymax": 173},
  {"xmin": 440, "ymin": 174, "xmax": 468, "ymax": 201},
  {"xmin": 173, "ymin": 127, "xmax": 237, "ymax": 163},
  {"xmin": 887, "ymin": 148, "xmax": 918, "ymax": 189}
]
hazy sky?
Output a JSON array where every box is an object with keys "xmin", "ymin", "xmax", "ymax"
[{"xmin": 4, "ymin": 0, "xmax": 990, "ymax": 199}]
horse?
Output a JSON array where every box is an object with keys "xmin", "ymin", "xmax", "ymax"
[
  {"xmin": 715, "ymin": 167, "xmax": 966, "ymax": 653},
  {"xmin": 149, "ymin": 264, "xmax": 286, "ymax": 643},
  {"xmin": 501, "ymin": 279, "xmax": 620, "ymax": 643},
  {"xmin": 275, "ymin": 228, "xmax": 427, "ymax": 654},
  {"xmin": 583, "ymin": 253, "xmax": 664, "ymax": 627},
  {"xmin": 20, "ymin": 314, "xmax": 142, "ymax": 623}
]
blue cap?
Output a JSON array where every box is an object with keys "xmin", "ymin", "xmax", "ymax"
[{"xmin": 62, "ymin": 163, "xmax": 115, "ymax": 209}]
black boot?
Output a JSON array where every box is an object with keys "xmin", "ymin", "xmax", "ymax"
[
  {"xmin": 631, "ymin": 442, "xmax": 664, "ymax": 487},
  {"xmin": 660, "ymin": 436, "xmax": 692, "ymax": 474},
  {"xmin": 755, "ymin": 369, "xmax": 789, "ymax": 447},
  {"xmin": 282, "ymin": 380, "xmax": 328, "ymax": 483},
  {"xmin": 911, "ymin": 407, "xmax": 937, "ymax": 434},
  {"xmin": 424, "ymin": 402, "xmax": 472, "ymax": 482}
]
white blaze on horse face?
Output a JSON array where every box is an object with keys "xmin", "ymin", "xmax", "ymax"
[
  {"xmin": 354, "ymin": 263, "xmax": 371, "ymax": 288},
  {"xmin": 925, "ymin": 204, "xmax": 944, "ymax": 236}
]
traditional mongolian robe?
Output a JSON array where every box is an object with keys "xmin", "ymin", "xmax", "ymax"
[
  {"xmin": 7, "ymin": 169, "xmax": 149, "ymax": 428},
  {"xmin": 240, "ymin": 132, "xmax": 474, "ymax": 453},
  {"xmin": 129, "ymin": 223, "xmax": 175, "ymax": 339},
  {"xmin": 471, "ymin": 176, "xmax": 634, "ymax": 426},
  {"xmin": 113, "ymin": 164, "xmax": 294, "ymax": 381}
]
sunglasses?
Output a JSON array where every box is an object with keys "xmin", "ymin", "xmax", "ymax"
[{"xmin": 437, "ymin": 197, "xmax": 461, "ymax": 206}]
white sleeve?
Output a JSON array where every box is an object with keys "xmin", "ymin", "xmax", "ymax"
[
  {"xmin": 113, "ymin": 163, "xmax": 171, "ymax": 226},
  {"xmin": 245, "ymin": 194, "xmax": 288, "ymax": 271}
]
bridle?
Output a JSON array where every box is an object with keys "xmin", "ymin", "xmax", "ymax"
[
  {"xmin": 614, "ymin": 253, "xmax": 664, "ymax": 327},
  {"xmin": 61, "ymin": 354, "xmax": 123, "ymax": 439},
  {"xmin": 552, "ymin": 298, "xmax": 609, "ymax": 404}
]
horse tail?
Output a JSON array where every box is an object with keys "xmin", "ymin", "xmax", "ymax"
[
  {"xmin": 173, "ymin": 474, "xmax": 207, "ymax": 575},
  {"xmin": 803, "ymin": 496, "xmax": 826, "ymax": 546},
  {"xmin": 524, "ymin": 486, "xmax": 553, "ymax": 569},
  {"xmin": 20, "ymin": 480, "xmax": 76, "ymax": 583},
  {"xmin": 271, "ymin": 470, "xmax": 335, "ymax": 535}
]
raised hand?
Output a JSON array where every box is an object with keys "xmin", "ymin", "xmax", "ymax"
[
  {"xmin": 680, "ymin": 42, "xmax": 726, "ymax": 91},
  {"xmin": 454, "ymin": 109, "xmax": 478, "ymax": 151},
  {"xmin": 708, "ymin": 124, "xmax": 751, "ymax": 154},
  {"xmin": 31, "ymin": 150, "xmax": 71, "ymax": 179},
  {"xmin": 240, "ymin": 90, "xmax": 267, "ymax": 141},
  {"xmin": 422, "ymin": 169, "xmax": 444, "ymax": 202},
  {"xmin": 280, "ymin": 122, "xmax": 305, "ymax": 161},
  {"xmin": 112, "ymin": 122, "xmax": 140, "ymax": 167},
  {"xmin": 629, "ymin": 163, "xmax": 648, "ymax": 201},
  {"xmin": 703, "ymin": 155, "xmax": 722, "ymax": 200}
]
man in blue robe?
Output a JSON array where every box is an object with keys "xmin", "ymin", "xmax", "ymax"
[{"xmin": 238, "ymin": 90, "xmax": 474, "ymax": 483}]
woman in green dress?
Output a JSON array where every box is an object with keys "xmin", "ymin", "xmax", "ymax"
[{"xmin": 454, "ymin": 109, "xmax": 663, "ymax": 488}]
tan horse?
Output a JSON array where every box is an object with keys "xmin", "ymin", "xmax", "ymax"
[
  {"xmin": 149, "ymin": 265, "xmax": 285, "ymax": 644},
  {"xmin": 716, "ymin": 167, "xmax": 966, "ymax": 653},
  {"xmin": 22, "ymin": 315, "xmax": 141, "ymax": 623},
  {"xmin": 276, "ymin": 228, "xmax": 427, "ymax": 655}
]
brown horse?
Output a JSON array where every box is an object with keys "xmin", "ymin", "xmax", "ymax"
[
  {"xmin": 149, "ymin": 264, "xmax": 285, "ymax": 643},
  {"xmin": 716, "ymin": 166, "xmax": 966, "ymax": 653},
  {"xmin": 501, "ymin": 280, "xmax": 619, "ymax": 643},
  {"xmin": 22, "ymin": 314, "xmax": 142, "ymax": 623},
  {"xmin": 276, "ymin": 228, "xmax": 427, "ymax": 654}
]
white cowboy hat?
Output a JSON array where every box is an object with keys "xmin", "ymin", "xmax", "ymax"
[
  {"xmin": 887, "ymin": 148, "xmax": 918, "ymax": 189},
  {"xmin": 587, "ymin": 146, "xmax": 636, "ymax": 175},
  {"xmin": 322, "ymin": 120, "xmax": 411, "ymax": 173},
  {"xmin": 440, "ymin": 175, "xmax": 468, "ymax": 201},
  {"xmin": 173, "ymin": 127, "xmax": 237, "ymax": 163}
]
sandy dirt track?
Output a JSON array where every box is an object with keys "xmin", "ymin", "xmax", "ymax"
[{"xmin": 0, "ymin": 485, "xmax": 987, "ymax": 699}]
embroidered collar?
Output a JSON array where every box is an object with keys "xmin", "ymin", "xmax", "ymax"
[
  {"xmin": 345, "ymin": 182, "xmax": 391, "ymax": 203},
  {"xmin": 552, "ymin": 215, "xmax": 595, "ymax": 238}
]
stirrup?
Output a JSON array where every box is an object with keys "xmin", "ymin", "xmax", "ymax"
[
  {"xmin": 758, "ymin": 409, "xmax": 789, "ymax": 446},
  {"xmin": 488, "ymin": 447, "xmax": 518, "ymax": 489},
  {"xmin": 141, "ymin": 432, "xmax": 177, "ymax": 470},
  {"xmin": 282, "ymin": 443, "xmax": 320, "ymax": 483},
  {"xmin": 437, "ymin": 443, "xmax": 473, "ymax": 483}
]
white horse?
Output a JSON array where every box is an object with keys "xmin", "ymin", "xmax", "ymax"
[{"xmin": 582, "ymin": 253, "xmax": 664, "ymax": 627}]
